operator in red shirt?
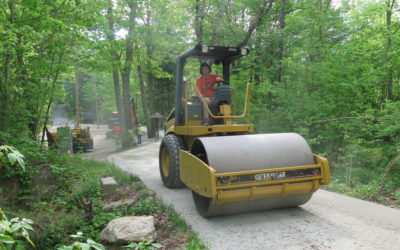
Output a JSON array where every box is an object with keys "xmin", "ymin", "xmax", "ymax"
[{"xmin": 196, "ymin": 63, "xmax": 223, "ymax": 125}]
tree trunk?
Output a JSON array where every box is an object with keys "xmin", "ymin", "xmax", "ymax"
[
  {"xmin": 141, "ymin": 9, "xmax": 157, "ymax": 138},
  {"xmin": 385, "ymin": 0, "xmax": 395, "ymax": 100},
  {"xmin": 1, "ymin": 53, "xmax": 10, "ymax": 131},
  {"xmin": 121, "ymin": 0, "xmax": 137, "ymax": 132},
  {"xmin": 106, "ymin": 1, "xmax": 128, "ymax": 148},
  {"xmin": 194, "ymin": 0, "xmax": 205, "ymax": 43},
  {"xmin": 146, "ymin": 70, "xmax": 157, "ymax": 138},
  {"xmin": 40, "ymin": 57, "xmax": 63, "ymax": 145},
  {"xmin": 210, "ymin": 0, "xmax": 223, "ymax": 45},
  {"xmin": 0, "ymin": 0, "xmax": 14, "ymax": 131},
  {"xmin": 276, "ymin": 0, "xmax": 286, "ymax": 85},
  {"xmin": 140, "ymin": 29, "xmax": 157, "ymax": 138},
  {"xmin": 33, "ymin": 51, "xmax": 57, "ymax": 139},
  {"xmin": 74, "ymin": 71, "xmax": 80, "ymax": 128},
  {"xmin": 112, "ymin": 70, "xmax": 127, "ymax": 148},
  {"xmin": 137, "ymin": 65, "xmax": 151, "ymax": 132},
  {"xmin": 237, "ymin": 0, "xmax": 274, "ymax": 47}
]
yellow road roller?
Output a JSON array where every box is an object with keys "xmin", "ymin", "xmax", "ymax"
[{"xmin": 159, "ymin": 44, "xmax": 330, "ymax": 217}]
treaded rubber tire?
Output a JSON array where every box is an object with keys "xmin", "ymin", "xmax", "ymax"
[{"xmin": 159, "ymin": 134, "xmax": 186, "ymax": 188}]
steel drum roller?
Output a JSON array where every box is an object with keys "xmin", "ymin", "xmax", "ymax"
[{"xmin": 190, "ymin": 133, "xmax": 315, "ymax": 217}]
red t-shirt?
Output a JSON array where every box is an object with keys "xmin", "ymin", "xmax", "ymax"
[{"xmin": 196, "ymin": 74, "xmax": 221, "ymax": 97}]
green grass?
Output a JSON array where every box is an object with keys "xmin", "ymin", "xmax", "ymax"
[
  {"xmin": 326, "ymin": 178, "xmax": 400, "ymax": 206},
  {"xmin": 0, "ymin": 132, "xmax": 207, "ymax": 249},
  {"xmin": 1, "ymin": 148, "xmax": 143, "ymax": 246},
  {"xmin": 168, "ymin": 208, "xmax": 187, "ymax": 234},
  {"xmin": 8, "ymin": 157, "xmax": 139, "ymax": 249},
  {"xmin": 186, "ymin": 232, "xmax": 207, "ymax": 250},
  {"xmin": 1, "ymin": 146, "xmax": 207, "ymax": 249}
]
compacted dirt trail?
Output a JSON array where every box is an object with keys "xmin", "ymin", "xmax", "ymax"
[{"xmin": 108, "ymin": 142, "xmax": 400, "ymax": 250}]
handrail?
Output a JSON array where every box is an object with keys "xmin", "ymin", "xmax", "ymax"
[
  {"xmin": 194, "ymin": 82, "xmax": 251, "ymax": 119},
  {"xmin": 232, "ymin": 87, "xmax": 237, "ymax": 122}
]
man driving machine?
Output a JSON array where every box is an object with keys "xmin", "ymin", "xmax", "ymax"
[{"xmin": 196, "ymin": 62, "xmax": 223, "ymax": 125}]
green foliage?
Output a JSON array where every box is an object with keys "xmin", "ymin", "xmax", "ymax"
[
  {"xmin": 123, "ymin": 239, "xmax": 163, "ymax": 250},
  {"xmin": 0, "ymin": 208, "xmax": 35, "ymax": 249},
  {"xmin": 1, "ymin": 0, "xmax": 400, "ymax": 248},
  {"xmin": 0, "ymin": 148, "xmax": 140, "ymax": 248},
  {"xmin": 134, "ymin": 183, "xmax": 145, "ymax": 191},
  {"xmin": 0, "ymin": 143, "xmax": 199, "ymax": 248},
  {"xmin": 0, "ymin": 132, "xmax": 204, "ymax": 249},
  {"xmin": 1, "ymin": 0, "xmax": 398, "ymax": 199},
  {"xmin": 0, "ymin": 144, "xmax": 34, "ymax": 202},
  {"xmin": 0, "ymin": 132, "xmax": 49, "ymax": 164},
  {"xmin": 57, "ymin": 232, "xmax": 105, "ymax": 250},
  {"xmin": 229, "ymin": 0, "xmax": 400, "ymax": 202},
  {"xmin": 0, "ymin": 0, "xmax": 106, "ymax": 138},
  {"xmin": 327, "ymin": 179, "xmax": 385, "ymax": 202},
  {"xmin": 167, "ymin": 209, "xmax": 187, "ymax": 234},
  {"xmin": 131, "ymin": 197, "xmax": 165, "ymax": 215},
  {"xmin": 0, "ymin": 145, "xmax": 26, "ymax": 171},
  {"xmin": 186, "ymin": 233, "xmax": 207, "ymax": 250}
]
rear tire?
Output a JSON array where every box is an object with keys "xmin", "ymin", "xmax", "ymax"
[{"xmin": 159, "ymin": 134, "xmax": 186, "ymax": 188}]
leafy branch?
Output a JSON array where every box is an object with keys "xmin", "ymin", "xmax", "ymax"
[
  {"xmin": 0, "ymin": 145, "xmax": 26, "ymax": 171},
  {"xmin": 123, "ymin": 238, "xmax": 163, "ymax": 250},
  {"xmin": 57, "ymin": 232, "xmax": 105, "ymax": 250},
  {"xmin": 0, "ymin": 208, "xmax": 35, "ymax": 249}
]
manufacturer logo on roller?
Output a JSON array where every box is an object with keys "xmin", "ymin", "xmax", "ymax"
[
  {"xmin": 255, "ymin": 171, "xmax": 286, "ymax": 181},
  {"xmin": 216, "ymin": 167, "xmax": 321, "ymax": 186}
]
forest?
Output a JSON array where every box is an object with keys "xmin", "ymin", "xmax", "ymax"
[{"xmin": 0, "ymin": 0, "xmax": 399, "ymax": 248}]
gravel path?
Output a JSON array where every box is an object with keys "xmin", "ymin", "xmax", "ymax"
[{"xmin": 108, "ymin": 142, "xmax": 400, "ymax": 250}]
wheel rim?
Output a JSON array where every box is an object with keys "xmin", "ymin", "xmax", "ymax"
[{"xmin": 161, "ymin": 147, "xmax": 170, "ymax": 177}]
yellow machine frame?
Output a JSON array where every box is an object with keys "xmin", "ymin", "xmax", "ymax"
[
  {"xmin": 165, "ymin": 80, "xmax": 331, "ymax": 204},
  {"xmin": 161, "ymin": 44, "xmax": 330, "ymax": 213},
  {"xmin": 180, "ymin": 151, "xmax": 330, "ymax": 204}
]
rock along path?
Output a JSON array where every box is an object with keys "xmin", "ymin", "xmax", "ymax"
[{"xmin": 108, "ymin": 142, "xmax": 400, "ymax": 250}]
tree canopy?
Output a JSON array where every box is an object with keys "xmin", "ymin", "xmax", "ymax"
[{"xmin": 1, "ymin": 0, "xmax": 399, "ymax": 198}]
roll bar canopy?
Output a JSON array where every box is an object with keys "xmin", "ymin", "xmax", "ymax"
[{"xmin": 175, "ymin": 44, "xmax": 249, "ymax": 126}]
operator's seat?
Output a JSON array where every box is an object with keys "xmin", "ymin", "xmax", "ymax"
[
  {"xmin": 214, "ymin": 85, "xmax": 231, "ymax": 105},
  {"xmin": 209, "ymin": 85, "xmax": 232, "ymax": 118}
]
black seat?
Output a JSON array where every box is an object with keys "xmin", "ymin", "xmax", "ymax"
[{"xmin": 214, "ymin": 85, "xmax": 231, "ymax": 105}]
